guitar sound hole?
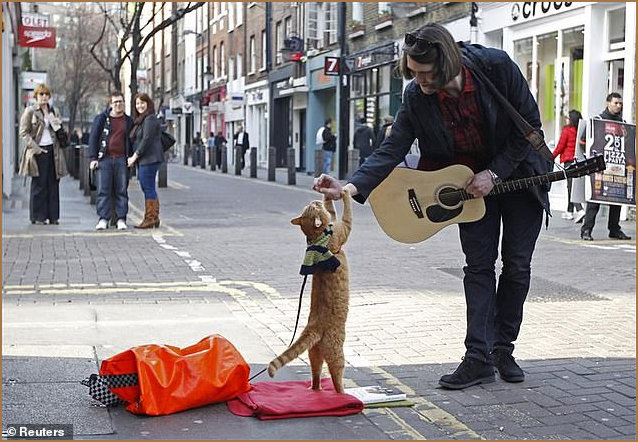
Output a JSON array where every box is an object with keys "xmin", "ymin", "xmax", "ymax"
[{"xmin": 437, "ymin": 186, "xmax": 462, "ymax": 209}]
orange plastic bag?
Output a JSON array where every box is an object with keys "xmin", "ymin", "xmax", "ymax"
[{"xmin": 98, "ymin": 334, "xmax": 251, "ymax": 416}]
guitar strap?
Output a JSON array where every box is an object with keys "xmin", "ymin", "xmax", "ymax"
[{"xmin": 463, "ymin": 57, "xmax": 555, "ymax": 163}]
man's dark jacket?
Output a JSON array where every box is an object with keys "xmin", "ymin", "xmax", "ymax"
[
  {"xmin": 349, "ymin": 43, "xmax": 552, "ymax": 213},
  {"xmin": 88, "ymin": 108, "xmax": 134, "ymax": 161}
]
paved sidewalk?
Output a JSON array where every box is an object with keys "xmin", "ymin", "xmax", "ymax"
[{"xmin": 2, "ymin": 164, "xmax": 636, "ymax": 440}]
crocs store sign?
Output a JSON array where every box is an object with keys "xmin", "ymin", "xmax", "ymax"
[{"xmin": 511, "ymin": 2, "xmax": 574, "ymax": 22}]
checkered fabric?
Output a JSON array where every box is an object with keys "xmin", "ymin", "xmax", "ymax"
[{"xmin": 81, "ymin": 373, "xmax": 138, "ymax": 407}]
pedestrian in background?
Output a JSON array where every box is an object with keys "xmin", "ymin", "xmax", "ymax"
[
  {"xmin": 193, "ymin": 131, "xmax": 203, "ymax": 166},
  {"xmin": 320, "ymin": 118, "xmax": 337, "ymax": 174},
  {"xmin": 580, "ymin": 92, "xmax": 631, "ymax": 241},
  {"xmin": 353, "ymin": 116, "xmax": 376, "ymax": 166},
  {"xmin": 314, "ymin": 23, "xmax": 552, "ymax": 390},
  {"xmin": 70, "ymin": 130, "xmax": 80, "ymax": 147},
  {"xmin": 128, "ymin": 93, "xmax": 164, "ymax": 229},
  {"xmin": 214, "ymin": 131, "xmax": 227, "ymax": 168},
  {"xmin": 19, "ymin": 83, "xmax": 68, "ymax": 225},
  {"xmin": 88, "ymin": 91, "xmax": 134, "ymax": 231},
  {"xmin": 553, "ymin": 109, "xmax": 585, "ymax": 222},
  {"xmin": 234, "ymin": 125, "xmax": 250, "ymax": 169},
  {"xmin": 374, "ymin": 115, "xmax": 394, "ymax": 152}
]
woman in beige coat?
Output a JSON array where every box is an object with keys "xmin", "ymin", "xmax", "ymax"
[{"xmin": 19, "ymin": 84, "xmax": 68, "ymax": 224}]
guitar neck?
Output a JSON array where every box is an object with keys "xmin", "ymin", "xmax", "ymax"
[{"xmin": 461, "ymin": 170, "xmax": 567, "ymax": 201}]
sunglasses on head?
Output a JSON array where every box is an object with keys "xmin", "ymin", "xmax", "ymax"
[{"xmin": 404, "ymin": 33, "xmax": 435, "ymax": 53}]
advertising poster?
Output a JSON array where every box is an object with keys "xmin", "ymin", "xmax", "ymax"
[{"xmin": 587, "ymin": 118, "xmax": 636, "ymax": 206}]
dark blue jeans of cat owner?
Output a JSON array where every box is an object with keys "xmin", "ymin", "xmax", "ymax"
[
  {"xmin": 96, "ymin": 156, "xmax": 129, "ymax": 221},
  {"xmin": 458, "ymin": 191, "xmax": 543, "ymax": 364},
  {"xmin": 137, "ymin": 162, "xmax": 161, "ymax": 199}
]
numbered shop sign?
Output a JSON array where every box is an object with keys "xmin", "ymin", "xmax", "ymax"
[
  {"xmin": 324, "ymin": 57, "xmax": 340, "ymax": 76},
  {"xmin": 587, "ymin": 118, "xmax": 636, "ymax": 206}
]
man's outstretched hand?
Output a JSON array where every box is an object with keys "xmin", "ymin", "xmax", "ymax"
[
  {"xmin": 313, "ymin": 174, "xmax": 343, "ymax": 200},
  {"xmin": 313, "ymin": 174, "xmax": 358, "ymax": 200}
]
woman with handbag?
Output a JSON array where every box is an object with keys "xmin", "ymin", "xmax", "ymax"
[
  {"xmin": 18, "ymin": 84, "xmax": 68, "ymax": 225},
  {"xmin": 128, "ymin": 93, "xmax": 164, "ymax": 228}
]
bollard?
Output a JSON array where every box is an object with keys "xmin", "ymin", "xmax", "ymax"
[
  {"xmin": 221, "ymin": 144, "xmax": 228, "ymax": 173},
  {"xmin": 250, "ymin": 147, "xmax": 257, "ymax": 178},
  {"xmin": 287, "ymin": 147, "xmax": 296, "ymax": 185},
  {"xmin": 268, "ymin": 147, "xmax": 276, "ymax": 182},
  {"xmin": 191, "ymin": 145, "xmax": 198, "ymax": 167},
  {"xmin": 78, "ymin": 146, "xmax": 85, "ymax": 190},
  {"xmin": 200, "ymin": 146, "xmax": 206, "ymax": 169},
  {"xmin": 158, "ymin": 156, "xmax": 168, "ymax": 188},
  {"xmin": 210, "ymin": 145, "xmax": 217, "ymax": 171},
  {"xmin": 314, "ymin": 149, "xmax": 324, "ymax": 177},
  {"xmin": 73, "ymin": 145, "xmax": 82, "ymax": 179},
  {"xmin": 183, "ymin": 145, "xmax": 189, "ymax": 165},
  {"xmin": 234, "ymin": 145, "xmax": 242, "ymax": 176},
  {"xmin": 347, "ymin": 149, "xmax": 360, "ymax": 180}
]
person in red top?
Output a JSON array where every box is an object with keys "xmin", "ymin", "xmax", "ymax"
[{"xmin": 553, "ymin": 109, "xmax": 585, "ymax": 221}]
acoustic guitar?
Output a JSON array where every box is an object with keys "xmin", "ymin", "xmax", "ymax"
[{"xmin": 368, "ymin": 155, "xmax": 606, "ymax": 243}]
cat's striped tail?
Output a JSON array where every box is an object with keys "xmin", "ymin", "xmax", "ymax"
[{"xmin": 268, "ymin": 329, "xmax": 321, "ymax": 377}]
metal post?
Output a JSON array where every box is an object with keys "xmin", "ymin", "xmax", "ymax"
[
  {"xmin": 210, "ymin": 145, "xmax": 217, "ymax": 171},
  {"xmin": 347, "ymin": 148, "xmax": 360, "ymax": 180},
  {"xmin": 337, "ymin": 2, "xmax": 349, "ymax": 180},
  {"xmin": 250, "ymin": 147, "xmax": 257, "ymax": 178},
  {"xmin": 158, "ymin": 156, "xmax": 168, "ymax": 188},
  {"xmin": 234, "ymin": 145, "xmax": 242, "ymax": 175},
  {"xmin": 268, "ymin": 146, "xmax": 276, "ymax": 181},
  {"xmin": 287, "ymin": 147, "xmax": 296, "ymax": 185},
  {"xmin": 200, "ymin": 145, "xmax": 206, "ymax": 169},
  {"xmin": 314, "ymin": 149, "xmax": 324, "ymax": 178},
  {"xmin": 221, "ymin": 144, "xmax": 228, "ymax": 173},
  {"xmin": 78, "ymin": 146, "xmax": 85, "ymax": 191}
]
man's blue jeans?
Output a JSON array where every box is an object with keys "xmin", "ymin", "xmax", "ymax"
[
  {"xmin": 323, "ymin": 150, "xmax": 334, "ymax": 174},
  {"xmin": 96, "ymin": 156, "xmax": 129, "ymax": 220}
]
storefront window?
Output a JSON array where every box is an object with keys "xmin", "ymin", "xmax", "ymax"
[
  {"xmin": 560, "ymin": 26, "xmax": 584, "ymax": 118},
  {"xmin": 537, "ymin": 31, "xmax": 558, "ymax": 141},
  {"xmin": 514, "ymin": 37, "xmax": 534, "ymax": 91},
  {"xmin": 607, "ymin": 8, "xmax": 626, "ymax": 52}
]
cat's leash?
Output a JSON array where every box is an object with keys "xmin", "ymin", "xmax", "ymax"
[{"xmin": 248, "ymin": 274, "xmax": 308, "ymax": 382}]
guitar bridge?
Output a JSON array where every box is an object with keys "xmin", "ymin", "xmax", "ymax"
[{"xmin": 408, "ymin": 189, "xmax": 424, "ymax": 219}]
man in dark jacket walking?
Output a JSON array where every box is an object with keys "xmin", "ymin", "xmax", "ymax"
[
  {"xmin": 353, "ymin": 117, "xmax": 376, "ymax": 166},
  {"xmin": 314, "ymin": 23, "xmax": 552, "ymax": 390},
  {"xmin": 580, "ymin": 92, "xmax": 631, "ymax": 241},
  {"xmin": 88, "ymin": 91, "xmax": 133, "ymax": 231}
]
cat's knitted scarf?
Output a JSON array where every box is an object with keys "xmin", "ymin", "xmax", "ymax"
[{"xmin": 300, "ymin": 224, "xmax": 340, "ymax": 275}]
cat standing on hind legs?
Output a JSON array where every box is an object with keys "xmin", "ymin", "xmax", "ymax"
[{"xmin": 268, "ymin": 189, "xmax": 352, "ymax": 393}]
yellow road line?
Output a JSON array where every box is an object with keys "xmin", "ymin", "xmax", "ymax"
[{"xmin": 358, "ymin": 366, "xmax": 482, "ymax": 440}]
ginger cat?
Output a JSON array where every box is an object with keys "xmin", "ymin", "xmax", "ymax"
[{"xmin": 268, "ymin": 189, "xmax": 352, "ymax": 393}]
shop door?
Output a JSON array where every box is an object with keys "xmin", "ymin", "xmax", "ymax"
[{"xmin": 272, "ymin": 97, "xmax": 291, "ymax": 167}]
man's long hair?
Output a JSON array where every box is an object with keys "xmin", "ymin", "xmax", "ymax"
[{"xmin": 398, "ymin": 23, "xmax": 462, "ymax": 89}]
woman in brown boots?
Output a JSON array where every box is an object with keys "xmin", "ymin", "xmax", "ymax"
[{"xmin": 128, "ymin": 93, "xmax": 164, "ymax": 228}]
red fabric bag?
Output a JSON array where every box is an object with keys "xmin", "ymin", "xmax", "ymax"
[
  {"xmin": 98, "ymin": 335, "xmax": 251, "ymax": 416},
  {"xmin": 227, "ymin": 378, "xmax": 364, "ymax": 420}
]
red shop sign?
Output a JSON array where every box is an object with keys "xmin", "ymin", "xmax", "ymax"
[{"xmin": 18, "ymin": 25, "xmax": 57, "ymax": 49}]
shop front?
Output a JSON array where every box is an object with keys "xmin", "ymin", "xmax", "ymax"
[
  {"xmin": 346, "ymin": 41, "xmax": 402, "ymax": 142},
  {"xmin": 245, "ymin": 80, "xmax": 269, "ymax": 168},
  {"xmin": 478, "ymin": 2, "xmax": 635, "ymax": 146},
  {"xmin": 306, "ymin": 53, "xmax": 338, "ymax": 174}
]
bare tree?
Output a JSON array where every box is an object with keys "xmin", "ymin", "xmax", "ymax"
[
  {"xmin": 40, "ymin": 4, "xmax": 112, "ymax": 133},
  {"xmin": 90, "ymin": 2, "xmax": 204, "ymax": 100}
]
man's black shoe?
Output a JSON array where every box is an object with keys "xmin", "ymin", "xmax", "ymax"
[
  {"xmin": 439, "ymin": 357, "xmax": 495, "ymax": 390},
  {"xmin": 609, "ymin": 230, "xmax": 631, "ymax": 240},
  {"xmin": 581, "ymin": 230, "xmax": 594, "ymax": 241},
  {"xmin": 493, "ymin": 350, "xmax": 525, "ymax": 382}
]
